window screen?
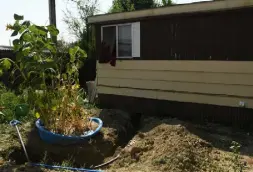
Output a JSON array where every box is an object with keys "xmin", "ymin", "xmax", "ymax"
[{"xmin": 118, "ymin": 25, "xmax": 132, "ymax": 57}]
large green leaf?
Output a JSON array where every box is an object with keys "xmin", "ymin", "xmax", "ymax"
[
  {"xmin": 45, "ymin": 68, "xmax": 56, "ymax": 74},
  {"xmin": 62, "ymin": 73, "xmax": 67, "ymax": 80},
  {"xmin": 27, "ymin": 71, "xmax": 39, "ymax": 79},
  {"xmin": 13, "ymin": 20, "xmax": 21, "ymax": 31},
  {"xmin": 13, "ymin": 39, "xmax": 21, "ymax": 52},
  {"xmin": 35, "ymin": 26, "xmax": 48, "ymax": 35},
  {"xmin": 20, "ymin": 30, "xmax": 29, "ymax": 41},
  {"xmin": 45, "ymin": 43, "xmax": 56, "ymax": 53},
  {"xmin": 11, "ymin": 31, "xmax": 18, "ymax": 37},
  {"xmin": 77, "ymin": 48, "xmax": 87, "ymax": 59},
  {"xmin": 0, "ymin": 111, "xmax": 5, "ymax": 116},
  {"xmin": 1, "ymin": 59, "xmax": 12, "ymax": 70},
  {"xmin": 19, "ymin": 25, "xmax": 27, "ymax": 34},
  {"xmin": 22, "ymin": 33, "xmax": 33, "ymax": 42},
  {"xmin": 21, "ymin": 21, "xmax": 30, "ymax": 27},
  {"xmin": 16, "ymin": 52, "xmax": 23, "ymax": 61},
  {"xmin": 12, "ymin": 39, "xmax": 19, "ymax": 46},
  {"xmin": 22, "ymin": 47, "xmax": 31, "ymax": 56},
  {"xmin": 47, "ymin": 25, "xmax": 59, "ymax": 36},
  {"xmin": 14, "ymin": 14, "xmax": 24, "ymax": 20},
  {"xmin": 29, "ymin": 25, "xmax": 47, "ymax": 36},
  {"xmin": 69, "ymin": 46, "xmax": 79, "ymax": 62}
]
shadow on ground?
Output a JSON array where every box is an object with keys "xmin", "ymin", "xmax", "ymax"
[{"xmin": 0, "ymin": 164, "xmax": 43, "ymax": 172}]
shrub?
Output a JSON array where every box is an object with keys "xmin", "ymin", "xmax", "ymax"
[{"xmin": 0, "ymin": 84, "xmax": 24, "ymax": 123}]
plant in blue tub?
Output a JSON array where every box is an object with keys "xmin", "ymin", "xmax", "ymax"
[
  {"xmin": 1, "ymin": 14, "xmax": 101, "ymax": 140},
  {"xmin": 35, "ymin": 83, "xmax": 97, "ymax": 136}
]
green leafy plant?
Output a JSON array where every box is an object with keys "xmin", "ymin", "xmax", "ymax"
[
  {"xmin": 230, "ymin": 141, "xmax": 245, "ymax": 172},
  {"xmin": 0, "ymin": 14, "xmax": 92, "ymax": 135},
  {"xmin": 0, "ymin": 83, "xmax": 24, "ymax": 123}
]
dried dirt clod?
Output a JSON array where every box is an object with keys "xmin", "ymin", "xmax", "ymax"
[
  {"xmin": 245, "ymin": 157, "xmax": 253, "ymax": 165},
  {"xmin": 138, "ymin": 132, "xmax": 145, "ymax": 139},
  {"xmin": 145, "ymin": 140, "xmax": 154, "ymax": 145},
  {"xmin": 130, "ymin": 147, "xmax": 142, "ymax": 160},
  {"xmin": 0, "ymin": 158, "xmax": 4, "ymax": 165}
]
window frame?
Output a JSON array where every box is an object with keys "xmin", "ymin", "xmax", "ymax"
[{"xmin": 101, "ymin": 23, "xmax": 133, "ymax": 59}]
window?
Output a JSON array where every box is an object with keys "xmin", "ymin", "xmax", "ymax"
[
  {"xmin": 118, "ymin": 25, "xmax": 132, "ymax": 57},
  {"xmin": 101, "ymin": 22, "xmax": 140, "ymax": 58}
]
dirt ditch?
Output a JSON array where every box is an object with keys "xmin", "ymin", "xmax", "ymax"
[
  {"xmin": 1, "ymin": 110, "xmax": 253, "ymax": 172},
  {"xmin": 0, "ymin": 109, "xmax": 140, "ymax": 171}
]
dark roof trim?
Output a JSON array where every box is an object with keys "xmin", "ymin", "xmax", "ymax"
[
  {"xmin": 0, "ymin": 45, "xmax": 13, "ymax": 51},
  {"xmin": 88, "ymin": 0, "xmax": 253, "ymax": 24}
]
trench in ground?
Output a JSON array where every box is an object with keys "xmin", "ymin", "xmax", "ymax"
[{"xmin": 6, "ymin": 110, "xmax": 143, "ymax": 168}]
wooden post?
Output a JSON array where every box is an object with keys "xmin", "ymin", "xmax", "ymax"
[{"xmin": 48, "ymin": 0, "xmax": 57, "ymax": 43}]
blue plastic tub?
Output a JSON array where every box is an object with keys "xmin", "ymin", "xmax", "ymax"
[{"xmin": 35, "ymin": 117, "xmax": 103, "ymax": 144}]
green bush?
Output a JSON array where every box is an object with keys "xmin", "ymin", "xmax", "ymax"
[{"xmin": 0, "ymin": 84, "xmax": 24, "ymax": 123}]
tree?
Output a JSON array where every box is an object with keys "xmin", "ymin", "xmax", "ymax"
[
  {"xmin": 63, "ymin": 0, "xmax": 98, "ymax": 52},
  {"xmin": 109, "ymin": 0, "xmax": 135, "ymax": 13},
  {"xmin": 160, "ymin": 0, "xmax": 173, "ymax": 6},
  {"xmin": 109, "ymin": 0, "xmax": 173, "ymax": 13},
  {"xmin": 134, "ymin": 0, "xmax": 157, "ymax": 10},
  {"xmin": 109, "ymin": 0, "xmax": 158, "ymax": 13}
]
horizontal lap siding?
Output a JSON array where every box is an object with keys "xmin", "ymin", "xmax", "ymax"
[
  {"xmin": 97, "ymin": 60, "xmax": 253, "ymax": 108},
  {"xmin": 98, "ymin": 70, "xmax": 253, "ymax": 86}
]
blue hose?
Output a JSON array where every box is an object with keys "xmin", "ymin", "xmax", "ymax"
[{"xmin": 30, "ymin": 163, "xmax": 103, "ymax": 172}]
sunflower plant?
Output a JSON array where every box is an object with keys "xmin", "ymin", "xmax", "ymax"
[{"xmin": 0, "ymin": 14, "xmax": 92, "ymax": 135}]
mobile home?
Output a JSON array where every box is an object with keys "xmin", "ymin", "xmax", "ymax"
[{"xmin": 88, "ymin": 0, "xmax": 253, "ymax": 128}]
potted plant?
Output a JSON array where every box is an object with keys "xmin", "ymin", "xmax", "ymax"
[{"xmin": 0, "ymin": 14, "xmax": 102, "ymax": 144}]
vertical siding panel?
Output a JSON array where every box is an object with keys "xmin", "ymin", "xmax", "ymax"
[{"xmin": 134, "ymin": 8, "xmax": 253, "ymax": 60}]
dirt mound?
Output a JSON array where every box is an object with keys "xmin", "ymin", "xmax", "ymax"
[
  {"xmin": 2, "ymin": 114, "xmax": 253, "ymax": 172},
  {"xmin": 106, "ymin": 117, "xmax": 253, "ymax": 172},
  {"xmin": 0, "ymin": 109, "xmax": 134, "ymax": 169}
]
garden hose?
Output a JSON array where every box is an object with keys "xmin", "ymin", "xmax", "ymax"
[
  {"xmin": 29, "ymin": 163, "xmax": 103, "ymax": 172},
  {"xmin": 9, "ymin": 119, "xmax": 103, "ymax": 172}
]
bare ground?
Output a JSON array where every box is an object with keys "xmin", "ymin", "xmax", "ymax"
[
  {"xmin": 105, "ymin": 117, "xmax": 253, "ymax": 172},
  {"xmin": 1, "ymin": 112, "xmax": 253, "ymax": 172}
]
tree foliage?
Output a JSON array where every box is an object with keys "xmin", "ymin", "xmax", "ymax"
[
  {"xmin": 109, "ymin": 0, "xmax": 173, "ymax": 13},
  {"xmin": 161, "ymin": 0, "xmax": 173, "ymax": 6},
  {"xmin": 63, "ymin": 0, "xmax": 98, "ymax": 52},
  {"xmin": 109, "ymin": 0, "xmax": 135, "ymax": 13}
]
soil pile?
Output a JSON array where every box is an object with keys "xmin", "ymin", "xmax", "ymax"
[
  {"xmin": 106, "ymin": 117, "xmax": 253, "ymax": 172},
  {"xmin": 1, "ymin": 114, "xmax": 253, "ymax": 172}
]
